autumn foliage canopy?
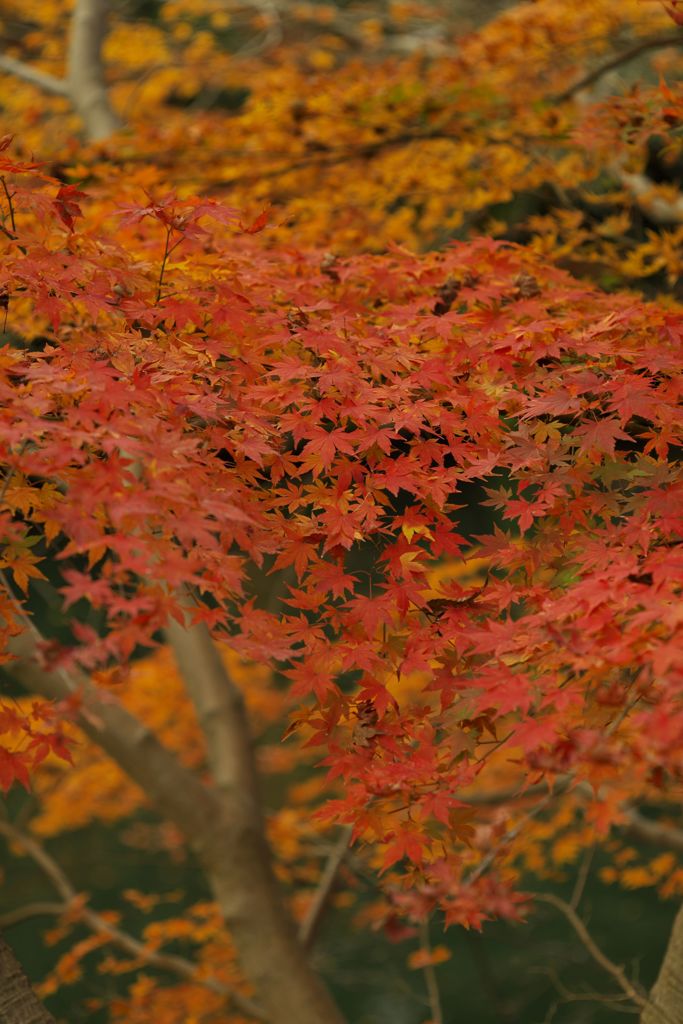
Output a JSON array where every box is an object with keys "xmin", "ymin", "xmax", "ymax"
[{"xmin": 0, "ymin": 0, "xmax": 682, "ymax": 1021}]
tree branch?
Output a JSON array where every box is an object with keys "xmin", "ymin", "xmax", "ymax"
[
  {"xmin": 462, "ymin": 790, "xmax": 556, "ymax": 888},
  {"xmin": 6, "ymin": 611, "xmax": 348, "ymax": 1022},
  {"xmin": 555, "ymin": 31, "xmax": 683, "ymax": 103},
  {"xmin": 6, "ymin": 619, "xmax": 224, "ymax": 848},
  {"xmin": 418, "ymin": 920, "xmax": 444, "ymax": 1024},
  {"xmin": 534, "ymin": 892, "xmax": 648, "ymax": 1011},
  {"xmin": 163, "ymin": 608, "xmax": 347, "ymax": 1024},
  {"xmin": 622, "ymin": 809, "xmax": 683, "ymax": 856},
  {"xmin": 0, "ymin": 55, "xmax": 68, "ymax": 96},
  {"xmin": 0, "ymin": 903, "xmax": 64, "ymax": 930},
  {"xmin": 0, "ymin": 819, "xmax": 263, "ymax": 1016},
  {"xmin": 0, "ymin": 0, "xmax": 120, "ymax": 140},
  {"xmin": 299, "ymin": 825, "xmax": 353, "ymax": 950},
  {"xmin": 164, "ymin": 609, "xmax": 264, "ymax": 828}
]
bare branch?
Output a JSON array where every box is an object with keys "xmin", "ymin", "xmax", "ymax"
[
  {"xmin": 299, "ymin": 825, "xmax": 353, "ymax": 950},
  {"xmin": 555, "ymin": 31, "xmax": 683, "ymax": 103},
  {"xmin": 0, "ymin": 819, "xmax": 262, "ymax": 1017},
  {"xmin": 621, "ymin": 809, "xmax": 683, "ymax": 856},
  {"xmin": 0, "ymin": 55, "xmax": 68, "ymax": 96},
  {"xmin": 0, "ymin": 903, "xmax": 64, "ymax": 929},
  {"xmin": 532, "ymin": 964, "xmax": 639, "ymax": 1010},
  {"xmin": 460, "ymin": 776, "xmax": 683, "ymax": 869},
  {"xmin": 458, "ymin": 777, "xmax": 570, "ymax": 806},
  {"xmin": 462, "ymin": 790, "xmax": 556, "ymax": 888},
  {"xmin": 570, "ymin": 844, "xmax": 595, "ymax": 910},
  {"xmin": 0, "ymin": 0, "xmax": 120, "ymax": 140},
  {"xmin": 534, "ymin": 892, "xmax": 648, "ymax": 1011},
  {"xmin": 418, "ymin": 919, "xmax": 444, "ymax": 1024}
]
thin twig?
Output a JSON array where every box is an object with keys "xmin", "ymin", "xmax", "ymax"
[
  {"xmin": 531, "ymin": 964, "xmax": 639, "ymax": 1009},
  {"xmin": 570, "ymin": 844, "xmax": 595, "ymax": 910},
  {"xmin": 299, "ymin": 824, "xmax": 353, "ymax": 950},
  {"xmin": 0, "ymin": 901, "xmax": 65, "ymax": 929},
  {"xmin": 534, "ymin": 892, "xmax": 647, "ymax": 1010},
  {"xmin": 418, "ymin": 919, "xmax": 444, "ymax": 1024},
  {"xmin": 213, "ymin": 128, "xmax": 559, "ymax": 193},
  {"xmin": 1, "ymin": 176, "xmax": 16, "ymax": 235},
  {"xmin": 156, "ymin": 225, "xmax": 172, "ymax": 304},
  {"xmin": 555, "ymin": 31, "xmax": 683, "ymax": 102},
  {"xmin": 462, "ymin": 790, "xmax": 556, "ymax": 888},
  {"xmin": 0, "ymin": 176, "xmax": 17, "ymax": 245}
]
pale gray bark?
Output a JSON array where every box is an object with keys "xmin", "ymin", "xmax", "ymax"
[
  {"xmin": 164, "ymin": 614, "xmax": 347, "ymax": 1024},
  {"xmin": 0, "ymin": 932, "xmax": 56, "ymax": 1024},
  {"xmin": 0, "ymin": 57, "xmax": 68, "ymax": 97},
  {"xmin": 67, "ymin": 0, "xmax": 122, "ymax": 141},
  {"xmin": 7, "ymin": 620, "xmax": 346, "ymax": 1024},
  {"xmin": 0, "ymin": 0, "xmax": 120, "ymax": 142}
]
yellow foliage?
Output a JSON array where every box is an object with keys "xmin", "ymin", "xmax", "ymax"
[
  {"xmin": 408, "ymin": 944, "xmax": 451, "ymax": 969},
  {"xmin": 551, "ymin": 832, "xmax": 583, "ymax": 866}
]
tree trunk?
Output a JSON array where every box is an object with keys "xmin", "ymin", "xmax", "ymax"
[
  {"xmin": 67, "ymin": 0, "xmax": 122, "ymax": 141},
  {"xmin": 7, "ymin": 623, "xmax": 347, "ymax": 1024},
  {"xmin": 0, "ymin": 932, "xmax": 56, "ymax": 1024},
  {"xmin": 642, "ymin": 903, "xmax": 683, "ymax": 1024}
]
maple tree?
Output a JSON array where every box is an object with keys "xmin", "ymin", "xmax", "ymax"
[{"xmin": 0, "ymin": 2, "xmax": 682, "ymax": 1024}]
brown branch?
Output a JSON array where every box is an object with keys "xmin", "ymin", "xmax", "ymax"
[
  {"xmin": 460, "ymin": 778, "xmax": 683, "ymax": 858},
  {"xmin": 462, "ymin": 790, "xmax": 556, "ymax": 888},
  {"xmin": 6, "ymin": 609, "xmax": 346, "ymax": 1022},
  {"xmin": 209, "ymin": 127, "xmax": 557, "ymax": 193},
  {"xmin": 418, "ymin": 920, "xmax": 444, "ymax": 1024},
  {"xmin": 0, "ymin": 819, "xmax": 262, "ymax": 1017},
  {"xmin": 299, "ymin": 825, "xmax": 353, "ymax": 950},
  {"xmin": 458, "ymin": 777, "xmax": 570, "ymax": 806},
  {"xmin": 533, "ymin": 964, "xmax": 637, "ymax": 1008},
  {"xmin": 570, "ymin": 844, "xmax": 595, "ymax": 910},
  {"xmin": 1, "ymin": 615, "xmax": 273, "ymax": 1014},
  {"xmin": 2, "ymin": 523, "xmax": 344, "ymax": 1018},
  {"xmin": 555, "ymin": 31, "xmax": 683, "ymax": 103},
  {"xmin": 0, "ymin": 3, "xmax": 120, "ymax": 141},
  {"xmin": 534, "ymin": 892, "xmax": 648, "ymax": 1011}
]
